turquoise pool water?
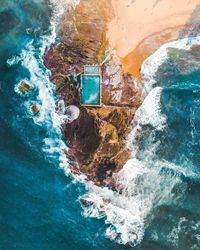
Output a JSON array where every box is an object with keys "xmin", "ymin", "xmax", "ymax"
[
  {"xmin": 81, "ymin": 75, "xmax": 101, "ymax": 105},
  {"xmin": 2, "ymin": 1, "xmax": 200, "ymax": 249}
]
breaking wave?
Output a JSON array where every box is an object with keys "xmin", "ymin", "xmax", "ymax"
[
  {"xmin": 81, "ymin": 158, "xmax": 186, "ymax": 246},
  {"xmin": 80, "ymin": 36, "xmax": 200, "ymax": 247},
  {"xmin": 10, "ymin": 0, "xmax": 80, "ymax": 170},
  {"xmin": 9, "ymin": 0, "xmax": 200, "ymax": 247},
  {"xmin": 141, "ymin": 36, "xmax": 200, "ymax": 97}
]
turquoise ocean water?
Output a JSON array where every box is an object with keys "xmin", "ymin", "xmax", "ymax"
[{"xmin": 0, "ymin": 1, "xmax": 200, "ymax": 249}]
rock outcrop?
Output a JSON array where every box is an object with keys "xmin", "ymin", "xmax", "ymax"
[{"xmin": 18, "ymin": 80, "xmax": 33, "ymax": 94}]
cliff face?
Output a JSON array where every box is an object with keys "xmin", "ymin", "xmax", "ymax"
[{"xmin": 44, "ymin": 0, "xmax": 141, "ymax": 184}]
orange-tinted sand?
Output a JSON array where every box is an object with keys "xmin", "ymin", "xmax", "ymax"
[{"xmin": 107, "ymin": 0, "xmax": 200, "ymax": 78}]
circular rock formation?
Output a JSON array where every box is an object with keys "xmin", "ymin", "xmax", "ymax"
[{"xmin": 65, "ymin": 105, "xmax": 80, "ymax": 122}]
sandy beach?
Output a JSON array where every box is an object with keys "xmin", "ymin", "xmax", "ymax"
[{"xmin": 107, "ymin": 0, "xmax": 200, "ymax": 78}]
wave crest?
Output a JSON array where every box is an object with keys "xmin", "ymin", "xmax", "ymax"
[
  {"xmin": 11, "ymin": 1, "xmax": 200, "ymax": 246},
  {"xmin": 81, "ymin": 37, "xmax": 200, "ymax": 246}
]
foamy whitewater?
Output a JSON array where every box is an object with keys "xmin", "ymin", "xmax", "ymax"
[
  {"xmin": 80, "ymin": 36, "xmax": 200, "ymax": 247},
  {"xmin": 7, "ymin": 0, "xmax": 200, "ymax": 248},
  {"xmin": 141, "ymin": 36, "xmax": 200, "ymax": 97},
  {"xmin": 9, "ymin": 0, "xmax": 80, "ymax": 172}
]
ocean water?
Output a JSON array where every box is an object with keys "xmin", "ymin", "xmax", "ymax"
[
  {"xmin": 0, "ymin": 1, "xmax": 200, "ymax": 250},
  {"xmin": 0, "ymin": 1, "xmax": 118, "ymax": 250}
]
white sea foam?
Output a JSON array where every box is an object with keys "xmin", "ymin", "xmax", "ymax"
[
  {"xmin": 126, "ymin": 86, "xmax": 167, "ymax": 158},
  {"xmin": 11, "ymin": 1, "xmax": 200, "ymax": 247},
  {"xmin": 12, "ymin": 0, "xmax": 80, "ymax": 172},
  {"xmin": 167, "ymin": 217, "xmax": 200, "ymax": 249},
  {"xmin": 81, "ymin": 37, "xmax": 200, "ymax": 247},
  {"xmin": 134, "ymin": 86, "xmax": 166, "ymax": 130},
  {"xmin": 81, "ymin": 158, "xmax": 186, "ymax": 246},
  {"xmin": 13, "ymin": 0, "xmax": 80, "ymax": 126},
  {"xmin": 7, "ymin": 54, "xmax": 23, "ymax": 66},
  {"xmin": 141, "ymin": 36, "xmax": 200, "ymax": 98}
]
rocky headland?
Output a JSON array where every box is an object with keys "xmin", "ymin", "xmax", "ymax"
[
  {"xmin": 44, "ymin": 0, "xmax": 141, "ymax": 185},
  {"xmin": 44, "ymin": 0, "xmax": 200, "ymax": 185}
]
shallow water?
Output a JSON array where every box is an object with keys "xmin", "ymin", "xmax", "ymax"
[{"xmin": 0, "ymin": 1, "xmax": 200, "ymax": 250}]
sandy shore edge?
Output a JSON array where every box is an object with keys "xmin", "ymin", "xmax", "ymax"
[{"xmin": 107, "ymin": 0, "xmax": 200, "ymax": 78}]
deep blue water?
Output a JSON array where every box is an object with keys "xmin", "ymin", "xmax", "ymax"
[{"xmin": 0, "ymin": 1, "xmax": 200, "ymax": 250}]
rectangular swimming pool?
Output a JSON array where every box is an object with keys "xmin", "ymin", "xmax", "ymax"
[
  {"xmin": 81, "ymin": 75, "xmax": 101, "ymax": 106},
  {"xmin": 83, "ymin": 65, "xmax": 100, "ymax": 75}
]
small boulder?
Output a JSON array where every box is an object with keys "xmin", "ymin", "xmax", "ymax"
[
  {"xmin": 18, "ymin": 80, "xmax": 33, "ymax": 93},
  {"xmin": 31, "ymin": 104, "xmax": 40, "ymax": 115}
]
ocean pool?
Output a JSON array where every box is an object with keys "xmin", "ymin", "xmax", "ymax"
[
  {"xmin": 81, "ymin": 75, "xmax": 101, "ymax": 105},
  {"xmin": 83, "ymin": 65, "xmax": 100, "ymax": 75}
]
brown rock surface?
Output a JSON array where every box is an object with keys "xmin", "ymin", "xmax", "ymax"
[
  {"xmin": 18, "ymin": 80, "xmax": 33, "ymax": 93},
  {"xmin": 31, "ymin": 104, "xmax": 40, "ymax": 115},
  {"xmin": 44, "ymin": 0, "xmax": 141, "ymax": 183}
]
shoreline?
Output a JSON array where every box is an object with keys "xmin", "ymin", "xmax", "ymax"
[
  {"xmin": 41, "ymin": 0, "xmax": 200, "ymax": 246},
  {"xmin": 107, "ymin": 0, "xmax": 200, "ymax": 79},
  {"xmin": 44, "ymin": 0, "xmax": 141, "ymax": 185},
  {"xmin": 44, "ymin": 0, "xmax": 200, "ymax": 185}
]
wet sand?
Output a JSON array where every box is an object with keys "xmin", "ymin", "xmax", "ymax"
[{"xmin": 107, "ymin": 0, "xmax": 200, "ymax": 78}]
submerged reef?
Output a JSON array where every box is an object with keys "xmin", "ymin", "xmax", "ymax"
[{"xmin": 44, "ymin": 0, "xmax": 141, "ymax": 185}]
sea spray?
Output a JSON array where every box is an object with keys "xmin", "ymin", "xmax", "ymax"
[
  {"xmin": 11, "ymin": 1, "xmax": 79, "ymax": 135},
  {"xmin": 81, "ymin": 158, "xmax": 187, "ymax": 246},
  {"xmin": 80, "ymin": 37, "xmax": 200, "ymax": 247},
  {"xmin": 141, "ymin": 36, "xmax": 200, "ymax": 98},
  {"xmin": 8, "ymin": 1, "xmax": 200, "ymax": 247},
  {"xmin": 6, "ymin": 1, "xmax": 89, "ymax": 194}
]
